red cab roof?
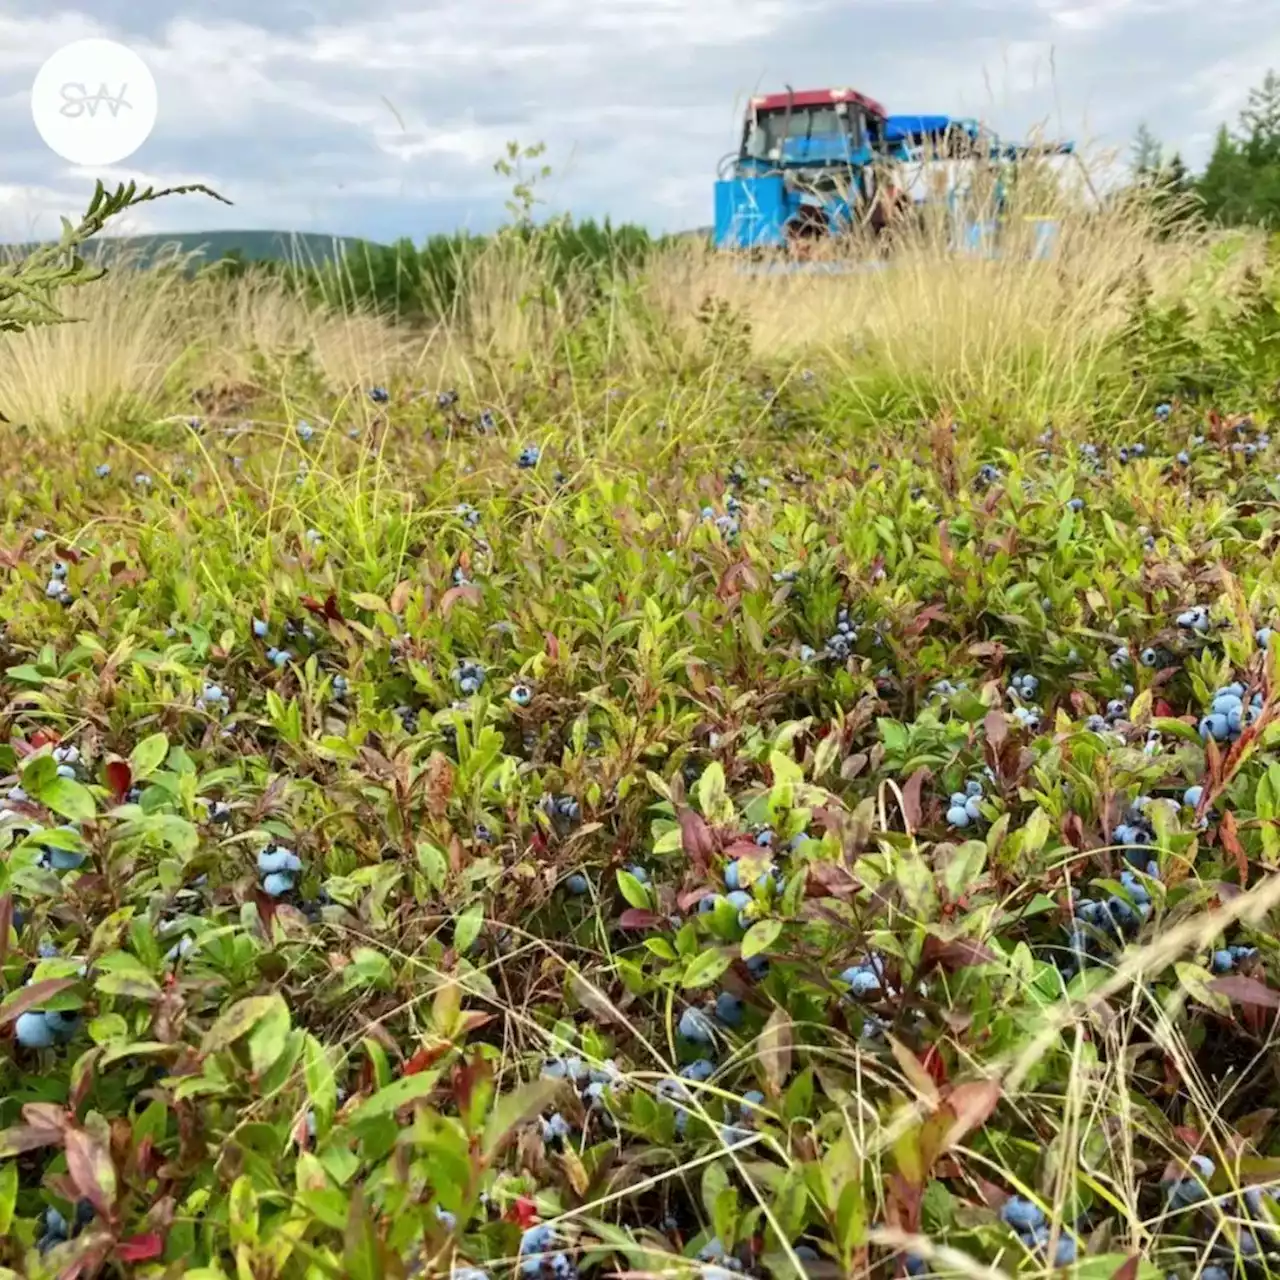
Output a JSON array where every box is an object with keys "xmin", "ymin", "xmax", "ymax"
[{"xmin": 750, "ymin": 87, "xmax": 887, "ymax": 119}]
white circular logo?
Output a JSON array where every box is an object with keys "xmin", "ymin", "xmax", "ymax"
[{"xmin": 31, "ymin": 38, "xmax": 158, "ymax": 167}]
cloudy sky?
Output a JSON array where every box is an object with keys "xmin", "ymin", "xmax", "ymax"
[{"xmin": 0, "ymin": 0, "xmax": 1277, "ymax": 244}]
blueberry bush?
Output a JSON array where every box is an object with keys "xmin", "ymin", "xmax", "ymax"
[{"xmin": 5, "ymin": 186, "xmax": 1280, "ymax": 1280}]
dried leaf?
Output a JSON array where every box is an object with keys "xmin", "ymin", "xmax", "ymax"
[
  {"xmin": 1221, "ymin": 809, "xmax": 1249, "ymax": 887},
  {"xmin": 943, "ymin": 1079, "xmax": 1001, "ymax": 1150},
  {"xmin": 759, "ymin": 1007, "xmax": 793, "ymax": 1094}
]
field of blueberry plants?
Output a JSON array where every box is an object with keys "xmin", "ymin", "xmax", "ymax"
[{"xmin": 7, "ymin": 179, "xmax": 1280, "ymax": 1280}]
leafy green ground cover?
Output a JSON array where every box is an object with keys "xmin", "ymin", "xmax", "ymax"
[{"xmin": 6, "ymin": 188, "xmax": 1280, "ymax": 1280}]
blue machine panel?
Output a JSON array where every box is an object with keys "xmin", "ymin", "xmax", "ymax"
[{"xmin": 714, "ymin": 175, "xmax": 790, "ymax": 249}]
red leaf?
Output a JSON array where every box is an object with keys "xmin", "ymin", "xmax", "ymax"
[
  {"xmin": 545, "ymin": 631, "xmax": 560, "ymax": 663},
  {"xmin": 983, "ymin": 710, "xmax": 1007, "ymax": 752},
  {"xmin": 919, "ymin": 934, "xmax": 997, "ymax": 973},
  {"xmin": 677, "ymin": 808, "xmax": 716, "ymax": 873},
  {"xmin": 943, "ymin": 1079, "xmax": 1001, "ymax": 1148},
  {"xmin": 103, "ymin": 760, "xmax": 132, "ymax": 803},
  {"xmin": 0, "ymin": 978, "xmax": 77, "ymax": 1027},
  {"xmin": 402, "ymin": 1043, "xmax": 451, "ymax": 1076},
  {"xmin": 440, "ymin": 585, "xmax": 482, "ymax": 616},
  {"xmin": 1109, "ymin": 1255, "xmax": 1140, "ymax": 1280},
  {"xmin": 899, "ymin": 767, "xmax": 931, "ymax": 833},
  {"xmin": 64, "ymin": 1128, "xmax": 117, "ymax": 1222},
  {"xmin": 618, "ymin": 908, "xmax": 665, "ymax": 930},
  {"xmin": 920, "ymin": 1043, "xmax": 948, "ymax": 1087},
  {"xmin": 115, "ymin": 1233, "xmax": 163, "ymax": 1263},
  {"xmin": 1209, "ymin": 974, "xmax": 1280, "ymax": 1010},
  {"xmin": 906, "ymin": 605, "xmax": 948, "ymax": 637},
  {"xmin": 678, "ymin": 886, "xmax": 715, "ymax": 912},
  {"xmin": 1221, "ymin": 810, "xmax": 1248, "ymax": 887},
  {"xmin": 506, "ymin": 1196, "xmax": 539, "ymax": 1228}
]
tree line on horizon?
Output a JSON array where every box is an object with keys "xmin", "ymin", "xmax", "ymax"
[{"xmin": 1130, "ymin": 69, "xmax": 1280, "ymax": 229}]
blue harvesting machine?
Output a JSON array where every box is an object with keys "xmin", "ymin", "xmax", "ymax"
[{"xmin": 713, "ymin": 86, "xmax": 1075, "ymax": 254}]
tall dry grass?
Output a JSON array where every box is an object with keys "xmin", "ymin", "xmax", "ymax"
[{"xmin": 0, "ymin": 159, "xmax": 1262, "ymax": 436}]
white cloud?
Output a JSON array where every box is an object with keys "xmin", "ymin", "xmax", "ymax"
[{"xmin": 0, "ymin": 0, "xmax": 1275, "ymax": 240}]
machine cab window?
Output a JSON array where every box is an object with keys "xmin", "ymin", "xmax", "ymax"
[{"xmin": 743, "ymin": 100, "xmax": 866, "ymax": 164}]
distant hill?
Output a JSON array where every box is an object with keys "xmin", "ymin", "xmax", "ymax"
[{"xmin": 0, "ymin": 229, "xmax": 386, "ymax": 270}]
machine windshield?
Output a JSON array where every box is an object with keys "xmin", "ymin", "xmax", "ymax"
[{"xmin": 744, "ymin": 106, "xmax": 860, "ymax": 160}]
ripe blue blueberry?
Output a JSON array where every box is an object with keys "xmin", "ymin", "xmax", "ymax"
[
  {"xmin": 680, "ymin": 1057, "xmax": 715, "ymax": 1082},
  {"xmin": 840, "ymin": 964, "xmax": 882, "ymax": 997},
  {"xmin": 946, "ymin": 805, "xmax": 970, "ymax": 828},
  {"xmin": 262, "ymin": 871, "xmax": 295, "ymax": 897},
  {"xmin": 520, "ymin": 1225, "xmax": 555, "ymax": 1256},
  {"xmin": 679, "ymin": 1007, "xmax": 715, "ymax": 1043},
  {"xmin": 258, "ymin": 847, "xmax": 302, "ymax": 875},
  {"xmin": 15, "ymin": 1011, "xmax": 57, "ymax": 1048},
  {"xmin": 715, "ymin": 991, "xmax": 744, "ymax": 1027},
  {"xmin": 252, "ymin": 618, "xmax": 268, "ymax": 638},
  {"xmin": 510, "ymin": 682, "xmax": 533, "ymax": 707},
  {"xmin": 565, "ymin": 874, "xmax": 589, "ymax": 895},
  {"xmin": 1000, "ymin": 1197, "xmax": 1046, "ymax": 1232}
]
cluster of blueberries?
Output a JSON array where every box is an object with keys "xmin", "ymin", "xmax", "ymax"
[
  {"xmin": 34, "ymin": 1201, "xmax": 95, "ymax": 1255},
  {"xmin": 821, "ymin": 606, "xmax": 859, "ymax": 662},
  {"xmin": 44, "ymin": 560, "xmax": 72, "ymax": 606},
  {"xmin": 1161, "ymin": 1151, "xmax": 1280, "ymax": 1273},
  {"xmin": 656, "ymin": 1042, "xmax": 763, "ymax": 1145},
  {"xmin": 945, "ymin": 780, "xmax": 986, "ymax": 830},
  {"xmin": 539, "ymin": 1054, "xmax": 625, "ymax": 1138},
  {"xmin": 518, "ymin": 1224, "xmax": 577, "ymax": 1280},
  {"xmin": 700, "ymin": 497, "xmax": 743, "ymax": 541},
  {"xmin": 1198, "ymin": 682, "xmax": 1263, "ymax": 744},
  {"xmin": 999, "ymin": 1197, "xmax": 1077, "ymax": 1267},
  {"xmin": 258, "ymin": 842, "xmax": 303, "ymax": 897},
  {"xmin": 518, "ymin": 445, "xmax": 541, "ymax": 469},
  {"xmin": 14, "ymin": 1000, "xmax": 80, "ymax": 1049},
  {"xmin": 543, "ymin": 793, "xmax": 583, "ymax": 835},
  {"xmin": 453, "ymin": 660, "xmax": 486, "ymax": 696}
]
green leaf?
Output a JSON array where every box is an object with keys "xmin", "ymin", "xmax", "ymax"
[
  {"xmin": 1174, "ymin": 961, "xmax": 1231, "ymax": 1015},
  {"xmin": 346, "ymin": 1069, "xmax": 443, "ymax": 1126},
  {"xmin": 683, "ymin": 948, "xmax": 732, "ymax": 989},
  {"xmin": 201, "ymin": 994, "xmax": 286, "ymax": 1056},
  {"xmin": 343, "ymin": 1189, "xmax": 385, "ymax": 1280},
  {"xmin": 0, "ymin": 1162, "xmax": 16, "ymax": 1235},
  {"xmin": 741, "ymin": 918, "xmax": 782, "ymax": 959},
  {"xmin": 304, "ymin": 1035, "xmax": 338, "ymax": 1134},
  {"xmin": 616, "ymin": 870, "xmax": 651, "ymax": 909},
  {"xmin": 697, "ymin": 760, "xmax": 732, "ymax": 823},
  {"xmin": 129, "ymin": 732, "xmax": 170, "ymax": 779},
  {"xmin": 246, "ymin": 996, "xmax": 292, "ymax": 1075},
  {"xmin": 453, "ymin": 901, "xmax": 483, "ymax": 955},
  {"xmin": 943, "ymin": 840, "xmax": 988, "ymax": 901},
  {"xmin": 482, "ymin": 1078, "xmax": 564, "ymax": 1156},
  {"xmin": 34, "ymin": 776, "xmax": 96, "ymax": 822}
]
